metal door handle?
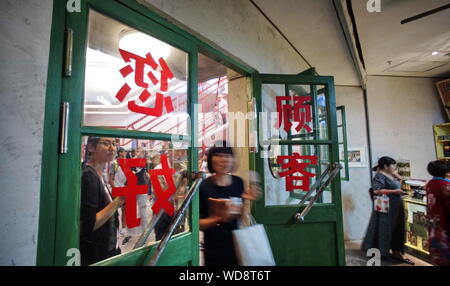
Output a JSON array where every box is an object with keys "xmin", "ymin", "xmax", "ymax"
[
  {"xmin": 294, "ymin": 162, "xmax": 342, "ymax": 223},
  {"xmin": 133, "ymin": 172, "xmax": 188, "ymax": 249},
  {"xmin": 59, "ymin": 102, "xmax": 70, "ymax": 154},
  {"xmin": 64, "ymin": 29, "xmax": 73, "ymax": 77},
  {"xmin": 146, "ymin": 172, "xmax": 206, "ymax": 266}
]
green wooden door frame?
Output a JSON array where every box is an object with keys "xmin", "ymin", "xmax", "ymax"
[
  {"xmin": 37, "ymin": 0, "xmax": 257, "ymax": 266},
  {"xmin": 251, "ymin": 73, "xmax": 346, "ymax": 266},
  {"xmin": 36, "ymin": 0, "xmax": 67, "ymax": 266},
  {"xmin": 337, "ymin": 106, "xmax": 350, "ymax": 181},
  {"xmin": 52, "ymin": 0, "xmax": 199, "ymax": 267}
]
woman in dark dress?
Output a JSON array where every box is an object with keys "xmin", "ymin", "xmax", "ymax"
[
  {"xmin": 80, "ymin": 137, "xmax": 125, "ymax": 265},
  {"xmin": 362, "ymin": 156, "xmax": 414, "ymax": 265},
  {"xmin": 199, "ymin": 142, "xmax": 260, "ymax": 266}
]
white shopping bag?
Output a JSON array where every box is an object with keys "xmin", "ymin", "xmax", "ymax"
[
  {"xmin": 373, "ymin": 194, "xmax": 389, "ymax": 213},
  {"xmin": 232, "ymin": 216, "xmax": 276, "ymax": 266}
]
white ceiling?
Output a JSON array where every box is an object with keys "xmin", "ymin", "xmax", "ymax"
[
  {"xmin": 254, "ymin": 0, "xmax": 450, "ymax": 85},
  {"xmin": 254, "ymin": 0, "xmax": 361, "ymax": 86},
  {"xmin": 353, "ymin": 0, "xmax": 450, "ymax": 78}
]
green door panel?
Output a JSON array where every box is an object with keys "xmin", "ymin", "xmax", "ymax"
[
  {"xmin": 265, "ymin": 223, "xmax": 337, "ymax": 266},
  {"xmin": 252, "ymin": 73, "xmax": 345, "ymax": 266},
  {"xmin": 39, "ymin": 0, "xmax": 199, "ymax": 266},
  {"xmin": 93, "ymin": 233, "xmax": 193, "ymax": 266}
]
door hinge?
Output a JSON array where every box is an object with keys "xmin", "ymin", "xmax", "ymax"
[
  {"xmin": 63, "ymin": 28, "xmax": 74, "ymax": 77},
  {"xmin": 59, "ymin": 102, "xmax": 70, "ymax": 154}
]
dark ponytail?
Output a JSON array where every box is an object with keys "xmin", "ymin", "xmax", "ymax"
[
  {"xmin": 83, "ymin": 136, "xmax": 101, "ymax": 163},
  {"xmin": 373, "ymin": 156, "xmax": 396, "ymax": 172}
]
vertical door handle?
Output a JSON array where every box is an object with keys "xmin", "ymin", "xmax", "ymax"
[
  {"xmin": 59, "ymin": 102, "xmax": 70, "ymax": 154},
  {"xmin": 64, "ymin": 29, "xmax": 74, "ymax": 77}
]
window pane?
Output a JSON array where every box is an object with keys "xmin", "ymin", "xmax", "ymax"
[
  {"xmin": 261, "ymin": 84, "xmax": 329, "ymax": 141},
  {"xmin": 83, "ymin": 10, "xmax": 189, "ymax": 136},
  {"xmin": 265, "ymin": 144, "xmax": 332, "ymax": 206},
  {"xmin": 79, "ymin": 136, "xmax": 190, "ymax": 265},
  {"xmin": 261, "ymin": 84, "xmax": 288, "ymax": 141},
  {"xmin": 197, "ymin": 52, "xmax": 245, "ymax": 149}
]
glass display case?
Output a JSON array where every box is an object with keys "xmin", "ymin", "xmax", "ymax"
[{"xmin": 403, "ymin": 196, "xmax": 431, "ymax": 262}]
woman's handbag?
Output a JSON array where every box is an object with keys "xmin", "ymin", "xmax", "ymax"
[
  {"xmin": 232, "ymin": 215, "xmax": 276, "ymax": 266},
  {"xmin": 373, "ymin": 194, "xmax": 389, "ymax": 213}
]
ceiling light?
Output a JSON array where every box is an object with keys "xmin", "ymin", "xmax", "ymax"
[
  {"xmin": 119, "ymin": 31, "xmax": 171, "ymax": 60},
  {"xmin": 432, "ymin": 51, "xmax": 439, "ymax": 56},
  {"xmin": 96, "ymin": 96, "xmax": 112, "ymax": 106}
]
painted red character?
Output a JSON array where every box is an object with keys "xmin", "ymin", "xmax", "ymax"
[
  {"xmin": 277, "ymin": 152, "xmax": 318, "ymax": 192},
  {"xmin": 111, "ymin": 158, "xmax": 149, "ymax": 228},
  {"xmin": 112, "ymin": 154, "xmax": 178, "ymax": 228},
  {"xmin": 148, "ymin": 154, "xmax": 177, "ymax": 216},
  {"xmin": 276, "ymin": 96, "xmax": 312, "ymax": 133},
  {"xmin": 116, "ymin": 49, "xmax": 175, "ymax": 117}
]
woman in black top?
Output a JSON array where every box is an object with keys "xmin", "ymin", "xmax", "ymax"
[
  {"xmin": 361, "ymin": 156, "xmax": 414, "ymax": 265},
  {"xmin": 199, "ymin": 142, "xmax": 260, "ymax": 266},
  {"xmin": 80, "ymin": 137, "xmax": 125, "ymax": 266}
]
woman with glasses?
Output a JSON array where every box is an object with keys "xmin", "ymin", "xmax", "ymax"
[{"xmin": 80, "ymin": 137, "xmax": 125, "ymax": 265}]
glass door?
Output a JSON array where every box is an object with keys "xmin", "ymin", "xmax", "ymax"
[
  {"xmin": 53, "ymin": 0, "xmax": 198, "ymax": 266},
  {"xmin": 252, "ymin": 74, "xmax": 346, "ymax": 266}
]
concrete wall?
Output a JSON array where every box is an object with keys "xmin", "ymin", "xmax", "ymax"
[
  {"xmin": 0, "ymin": 0, "xmax": 53, "ymax": 265},
  {"xmin": 367, "ymin": 76, "xmax": 446, "ymax": 180},
  {"xmin": 140, "ymin": 0, "xmax": 310, "ymax": 74},
  {"xmin": 336, "ymin": 77, "xmax": 445, "ymax": 241},
  {"xmin": 227, "ymin": 75, "xmax": 251, "ymax": 188},
  {"xmin": 336, "ymin": 86, "xmax": 372, "ymax": 241}
]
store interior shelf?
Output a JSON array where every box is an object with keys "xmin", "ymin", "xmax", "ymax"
[
  {"xmin": 433, "ymin": 123, "xmax": 450, "ymax": 159},
  {"xmin": 404, "ymin": 197, "xmax": 426, "ymax": 206},
  {"xmin": 405, "ymin": 243, "xmax": 430, "ymax": 255}
]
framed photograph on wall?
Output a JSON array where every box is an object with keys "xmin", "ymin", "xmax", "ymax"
[{"xmin": 343, "ymin": 147, "xmax": 366, "ymax": 168}]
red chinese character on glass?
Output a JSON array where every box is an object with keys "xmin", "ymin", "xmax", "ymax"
[
  {"xmin": 116, "ymin": 49, "xmax": 175, "ymax": 117},
  {"xmin": 111, "ymin": 158, "xmax": 149, "ymax": 228},
  {"xmin": 277, "ymin": 152, "xmax": 318, "ymax": 192},
  {"xmin": 149, "ymin": 154, "xmax": 177, "ymax": 216},
  {"xmin": 276, "ymin": 96, "xmax": 312, "ymax": 133}
]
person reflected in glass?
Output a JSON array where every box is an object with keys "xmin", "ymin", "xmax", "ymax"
[
  {"xmin": 129, "ymin": 147, "xmax": 151, "ymax": 238},
  {"xmin": 199, "ymin": 141, "xmax": 261, "ymax": 266},
  {"xmin": 109, "ymin": 147, "xmax": 131, "ymax": 245},
  {"xmin": 80, "ymin": 137, "xmax": 125, "ymax": 265},
  {"xmin": 362, "ymin": 156, "xmax": 414, "ymax": 265}
]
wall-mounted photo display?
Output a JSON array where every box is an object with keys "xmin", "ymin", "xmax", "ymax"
[{"xmin": 342, "ymin": 147, "xmax": 366, "ymax": 168}]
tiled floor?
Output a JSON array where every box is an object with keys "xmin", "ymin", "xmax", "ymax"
[
  {"xmin": 200, "ymin": 238, "xmax": 432, "ymax": 266},
  {"xmin": 345, "ymin": 240, "xmax": 432, "ymax": 266}
]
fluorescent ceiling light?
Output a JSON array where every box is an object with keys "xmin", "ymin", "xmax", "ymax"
[
  {"xmin": 432, "ymin": 51, "xmax": 439, "ymax": 56},
  {"xmin": 119, "ymin": 31, "xmax": 171, "ymax": 60},
  {"xmin": 96, "ymin": 96, "xmax": 112, "ymax": 106}
]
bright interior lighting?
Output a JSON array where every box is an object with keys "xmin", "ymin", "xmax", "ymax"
[
  {"xmin": 96, "ymin": 95, "xmax": 112, "ymax": 106},
  {"xmin": 432, "ymin": 51, "xmax": 439, "ymax": 56},
  {"xmin": 119, "ymin": 32, "xmax": 171, "ymax": 60}
]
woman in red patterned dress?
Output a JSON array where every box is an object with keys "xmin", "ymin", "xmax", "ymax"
[{"xmin": 425, "ymin": 160, "xmax": 450, "ymax": 266}]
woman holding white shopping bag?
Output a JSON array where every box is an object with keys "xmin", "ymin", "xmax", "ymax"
[
  {"xmin": 361, "ymin": 156, "xmax": 414, "ymax": 265},
  {"xmin": 199, "ymin": 141, "xmax": 261, "ymax": 266}
]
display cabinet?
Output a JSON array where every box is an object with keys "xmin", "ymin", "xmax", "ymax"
[{"xmin": 434, "ymin": 123, "xmax": 450, "ymax": 160}]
